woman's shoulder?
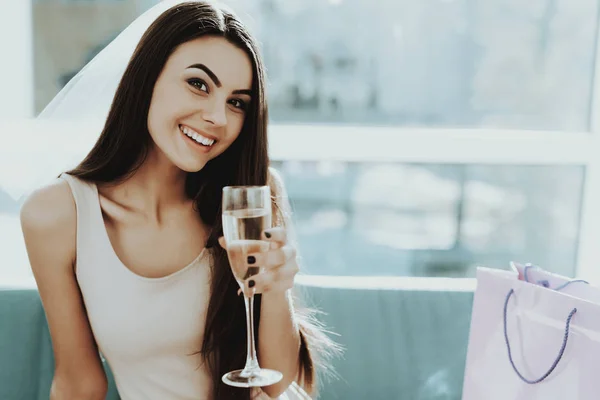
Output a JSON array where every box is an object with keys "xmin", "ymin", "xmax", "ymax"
[
  {"xmin": 20, "ymin": 178, "xmax": 76, "ymax": 240},
  {"xmin": 268, "ymin": 166, "xmax": 293, "ymax": 228},
  {"xmin": 268, "ymin": 166, "xmax": 287, "ymax": 197}
]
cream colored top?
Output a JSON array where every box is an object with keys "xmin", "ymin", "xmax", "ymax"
[
  {"xmin": 60, "ymin": 173, "xmax": 308, "ymax": 400},
  {"xmin": 61, "ymin": 173, "xmax": 214, "ymax": 399}
]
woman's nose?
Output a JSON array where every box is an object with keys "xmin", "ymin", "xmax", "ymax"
[{"xmin": 202, "ymin": 100, "xmax": 227, "ymax": 127}]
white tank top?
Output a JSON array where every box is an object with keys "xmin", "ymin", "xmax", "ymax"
[
  {"xmin": 60, "ymin": 173, "xmax": 307, "ymax": 400},
  {"xmin": 60, "ymin": 173, "xmax": 213, "ymax": 399}
]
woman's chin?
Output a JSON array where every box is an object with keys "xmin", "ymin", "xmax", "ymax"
[
  {"xmin": 177, "ymin": 163, "xmax": 206, "ymax": 172},
  {"xmin": 177, "ymin": 159, "xmax": 208, "ymax": 173}
]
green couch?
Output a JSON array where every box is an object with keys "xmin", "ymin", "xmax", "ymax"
[{"xmin": 0, "ymin": 279, "xmax": 474, "ymax": 399}]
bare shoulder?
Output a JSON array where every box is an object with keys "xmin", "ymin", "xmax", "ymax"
[
  {"xmin": 268, "ymin": 166, "xmax": 293, "ymax": 228},
  {"xmin": 20, "ymin": 178, "xmax": 77, "ymax": 268},
  {"xmin": 268, "ymin": 166, "xmax": 288, "ymax": 198},
  {"xmin": 20, "ymin": 179, "xmax": 75, "ymax": 231}
]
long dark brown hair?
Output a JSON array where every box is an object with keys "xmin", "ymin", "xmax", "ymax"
[{"xmin": 65, "ymin": 1, "xmax": 338, "ymax": 399}]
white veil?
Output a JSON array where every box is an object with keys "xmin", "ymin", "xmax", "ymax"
[
  {"xmin": 2, "ymin": 0, "xmax": 186, "ymax": 200},
  {"xmin": 38, "ymin": 0, "xmax": 186, "ymax": 122}
]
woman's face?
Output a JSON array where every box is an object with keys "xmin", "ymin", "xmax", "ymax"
[{"xmin": 147, "ymin": 36, "xmax": 253, "ymax": 172}]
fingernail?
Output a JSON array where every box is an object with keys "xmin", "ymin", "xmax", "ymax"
[
  {"xmin": 248, "ymin": 280, "xmax": 255, "ymax": 288},
  {"xmin": 265, "ymin": 232, "xmax": 271, "ymax": 238},
  {"xmin": 247, "ymin": 256, "xmax": 256, "ymax": 264}
]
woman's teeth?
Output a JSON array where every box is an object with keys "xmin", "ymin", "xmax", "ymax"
[{"xmin": 180, "ymin": 125, "xmax": 215, "ymax": 147}]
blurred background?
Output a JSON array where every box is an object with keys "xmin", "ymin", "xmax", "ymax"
[{"xmin": 1, "ymin": 0, "xmax": 599, "ymax": 284}]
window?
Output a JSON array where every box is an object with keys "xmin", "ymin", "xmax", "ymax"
[
  {"xmin": 1, "ymin": 0, "xmax": 600, "ymax": 286},
  {"xmin": 273, "ymin": 161, "xmax": 583, "ymax": 277}
]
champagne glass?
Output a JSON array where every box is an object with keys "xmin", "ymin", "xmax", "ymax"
[{"xmin": 221, "ymin": 185, "xmax": 283, "ymax": 387}]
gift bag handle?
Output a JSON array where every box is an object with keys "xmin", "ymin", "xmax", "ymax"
[
  {"xmin": 503, "ymin": 288, "xmax": 577, "ymax": 384},
  {"xmin": 522, "ymin": 264, "xmax": 589, "ymax": 290}
]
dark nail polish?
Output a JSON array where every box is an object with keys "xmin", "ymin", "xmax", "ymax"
[
  {"xmin": 247, "ymin": 256, "xmax": 256, "ymax": 264},
  {"xmin": 265, "ymin": 232, "xmax": 271, "ymax": 238},
  {"xmin": 248, "ymin": 280, "xmax": 255, "ymax": 288}
]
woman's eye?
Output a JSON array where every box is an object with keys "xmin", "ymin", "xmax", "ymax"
[
  {"xmin": 187, "ymin": 78, "xmax": 208, "ymax": 93},
  {"xmin": 229, "ymin": 99, "xmax": 248, "ymax": 111}
]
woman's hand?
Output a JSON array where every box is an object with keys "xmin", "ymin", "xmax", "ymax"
[{"xmin": 218, "ymin": 227, "xmax": 299, "ymax": 296}]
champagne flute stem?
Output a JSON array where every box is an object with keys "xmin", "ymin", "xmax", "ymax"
[{"xmin": 241, "ymin": 292, "xmax": 260, "ymax": 375}]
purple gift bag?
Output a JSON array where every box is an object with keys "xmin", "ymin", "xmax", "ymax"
[{"xmin": 462, "ymin": 265, "xmax": 600, "ymax": 400}]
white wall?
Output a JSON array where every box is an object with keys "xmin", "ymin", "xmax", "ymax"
[{"xmin": 0, "ymin": 0, "xmax": 33, "ymax": 118}]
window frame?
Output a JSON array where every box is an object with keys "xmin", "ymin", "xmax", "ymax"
[{"xmin": 4, "ymin": 0, "xmax": 600, "ymax": 285}]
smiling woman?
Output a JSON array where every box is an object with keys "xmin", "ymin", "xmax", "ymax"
[
  {"xmin": 4, "ymin": 0, "xmax": 600, "ymax": 398},
  {"xmin": 16, "ymin": 2, "xmax": 338, "ymax": 400}
]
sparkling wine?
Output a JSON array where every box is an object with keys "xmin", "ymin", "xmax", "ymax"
[{"xmin": 222, "ymin": 209, "xmax": 272, "ymax": 284}]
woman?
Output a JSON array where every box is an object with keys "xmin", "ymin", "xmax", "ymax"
[{"xmin": 20, "ymin": 1, "xmax": 337, "ymax": 399}]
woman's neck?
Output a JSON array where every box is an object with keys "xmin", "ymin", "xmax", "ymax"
[{"xmin": 106, "ymin": 146, "xmax": 192, "ymax": 222}]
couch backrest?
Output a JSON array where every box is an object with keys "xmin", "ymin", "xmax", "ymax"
[{"xmin": 0, "ymin": 283, "xmax": 474, "ymax": 400}]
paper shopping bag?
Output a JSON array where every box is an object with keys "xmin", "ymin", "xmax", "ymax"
[{"xmin": 462, "ymin": 267, "xmax": 600, "ymax": 400}]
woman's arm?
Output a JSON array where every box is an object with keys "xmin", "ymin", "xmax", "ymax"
[
  {"xmin": 20, "ymin": 181, "xmax": 108, "ymax": 400},
  {"xmin": 256, "ymin": 168, "xmax": 302, "ymax": 398}
]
